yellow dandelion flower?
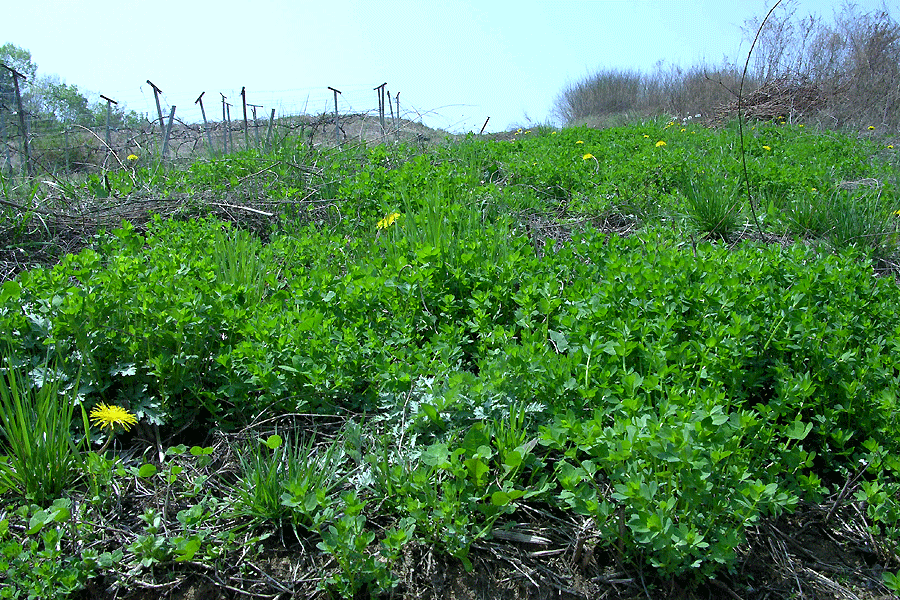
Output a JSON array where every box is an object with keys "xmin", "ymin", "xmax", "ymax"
[
  {"xmin": 377, "ymin": 212, "xmax": 401, "ymax": 229},
  {"xmin": 127, "ymin": 154, "xmax": 138, "ymax": 161},
  {"xmin": 680, "ymin": 128, "xmax": 686, "ymax": 132},
  {"xmin": 582, "ymin": 153, "xmax": 595, "ymax": 160},
  {"xmin": 655, "ymin": 140, "xmax": 666, "ymax": 147},
  {"xmin": 89, "ymin": 403, "xmax": 138, "ymax": 432},
  {"xmin": 525, "ymin": 130, "xmax": 531, "ymax": 134},
  {"xmin": 894, "ymin": 209, "xmax": 900, "ymax": 216},
  {"xmin": 643, "ymin": 134, "xmax": 650, "ymax": 138},
  {"xmin": 575, "ymin": 140, "xmax": 584, "ymax": 144},
  {"xmin": 869, "ymin": 125, "xmax": 876, "ymax": 130},
  {"xmin": 889, "ymin": 145, "xmax": 895, "ymax": 149},
  {"xmin": 762, "ymin": 145, "xmax": 772, "ymax": 151},
  {"xmin": 798, "ymin": 124, "xmax": 804, "ymax": 128},
  {"xmin": 551, "ymin": 131, "xmax": 557, "ymax": 135}
]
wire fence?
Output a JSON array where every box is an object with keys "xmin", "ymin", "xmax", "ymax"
[{"xmin": 0, "ymin": 82, "xmax": 462, "ymax": 179}]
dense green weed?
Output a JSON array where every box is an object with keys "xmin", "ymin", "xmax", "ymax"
[{"xmin": 2, "ymin": 120, "xmax": 900, "ymax": 593}]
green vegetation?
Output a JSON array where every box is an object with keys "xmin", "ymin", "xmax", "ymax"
[{"xmin": 0, "ymin": 113, "xmax": 898, "ymax": 599}]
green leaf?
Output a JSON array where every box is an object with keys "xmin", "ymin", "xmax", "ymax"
[
  {"xmin": 549, "ymin": 329, "xmax": 569, "ymax": 352},
  {"xmin": 785, "ymin": 420, "xmax": 813, "ymax": 441},
  {"xmin": 491, "ymin": 491, "xmax": 512, "ymax": 506},
  {"xmin": 421, "ymin": 404, "xmax": 441, "ymax": 425},
  {"xmin": 883, "ymin": 570, "xmax": 900, "ymax": 592},
  {"xmin": 421, "ymin": 443, "xmax": 451, "ymax": 468},
  {"xmin": 166, "ymin": 444, "xmax": 187, "ymax": 456},
  {"xmin": 491, "ymin": 488, "xmax": 525, "ymax": 506},
  {"xmin": 0, "ymin": 281, "xmax": 21, "ymax": 304},
  {"xmin": 27, "ymin": 510, "xmax": 52, "ymax": 535},
  {"xmin": 263, "ymin": 434, "xmax": 283, "ymax": 450},
  {"xmin": 138, "ymin": 464, "xmax": 158, "ymax": 478},
  {"xmin": 502, "ymin": 450, "xmax": 523, "ymax": 470},
  {"xmin": 174, "ymin": 538, "xmax": 201, "ymax": 562},
  {"xmin": 464, "ymin": 457, "xmax": 490, "ymax": 486}
]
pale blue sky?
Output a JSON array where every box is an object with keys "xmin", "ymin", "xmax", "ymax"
[{"xmin": 5, "ymin": 0, "xmax": 897, "ymax": 132}]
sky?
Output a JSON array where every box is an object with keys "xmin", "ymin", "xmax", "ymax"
[{"xmin": 4, "ymin": 0, "xmax": 898, "ymax": 133}]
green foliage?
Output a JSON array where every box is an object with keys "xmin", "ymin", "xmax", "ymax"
[
  {"xmin": 2, "ymin": 118, "xmax": 900, "ymax": 591},
  {"xmin": 232, "ymin": 433, "xmax": 343, "ymax": 527},
  {"xmin": 678, "ymin": 168, "xmax": 743, "ymax": 239},
  {"xmin": 0, "ymin": 498, "xmax": 122, "ymax": 599},
  {"xmin": 0, "ymin": 356, "xmax": 81, "ymax": 504}
]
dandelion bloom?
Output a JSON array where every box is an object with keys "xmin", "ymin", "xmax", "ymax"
[
  {"xmin": 762, "ymin": 145, "xmax": 772, "ymax": 151},
  {"xmin": 894, "ymin": 209, "xmax": 900, "ymax": 216},
  {"xmin": 680, "ymin": 128, "xmax": 686, "ymax": 132},
  {"xmin": 127, "ymin": 154, "xmax": 138, "ymax": 161},
  {"xmin": 377, "ymin": 212, "xmax": 401, "ymax": 229},
  {"xmin": 643, "ymin": 134, "xmax": 650, "ymax": 138},
  {"xmin": 889, "ymin": 145, "xmax": 895, "ymax": 149},
  {"xmin": 655, "ymin": 140, "xmax": 666, "ymax": 147},
  {"xmin": 869, "ymin": 125, "xmax": 876, "ymax": 130},
  {"xmin": 90, "ymin": 403, "xmax": 138, "ymax": 432},
  {"xmin": 582, "ymin": 153, "xmax": 595, "ymax": 160}
]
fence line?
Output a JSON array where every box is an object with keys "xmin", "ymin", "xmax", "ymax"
[{"xmin": 0, "ymin": 82, "xmax": 463, "ymax": 178}]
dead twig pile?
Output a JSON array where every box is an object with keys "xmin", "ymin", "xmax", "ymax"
[{"xmin": 716, "ymin": 77, "xmax": 834, "ymax": 123}]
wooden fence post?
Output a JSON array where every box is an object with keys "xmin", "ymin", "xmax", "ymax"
[
  {"xmin": 2, "ymin": 64, "xmax": 33, "ymax": 177},
  {"xmin": 265, "ymin": 108, "xmax": 276, "ymax": 150},
  {"xmin": 220, "ymin": 93, "xmax": 228, "ymax": 154},
  {"xmin": 225, "ymin": 102, "xmax": 233, "ymax": 152},
  {"xmin": 248, "ymin": 103, "xmax": 262, "ymax": 148},
  {"xmin": 162, "ymin": 105, "xmax": 176, "ymax": 159},
  {"xmin": 99, "ymin": 94, "xmax": 117, "ymax": 162},
  {"xmin": 387, "ymin": 90, "xmax": 400, "ymax": 142},
  {"xmin": 146, "ymin": 80, "xmax": 166, "ymax": 154},
  {"xmin": 0, "ymin": 101, "xmax": 14, "ymax": 177},
  {"xmin": 64, "ymin": 127, "xmax": 70, "ymax": 173},
  {"xmin": 328, "ymin": 87, "xmax": 342, "ymax": 145},
  {"xmin": 374, "ymin": 82, "xmax": 387, "ymax": 137},
  {"xmin": 240, "ymin": 87, "xmax": 249, "ymax": 149},
  {"xmin": 195, "ymin": 92, "xmax": 215, "ymax": 156}
]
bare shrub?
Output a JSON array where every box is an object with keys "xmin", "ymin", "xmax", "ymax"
[
  {"xmin": 555, "ymin": 69, "xmax": 645, "ymax": 124},
  {"xmin": 555, "ymin": 1, "xmax": 900, "ymax": 130},
  {"xmin": 741, "ymin": 0, "xmax": 900, "ymax": 128}
]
